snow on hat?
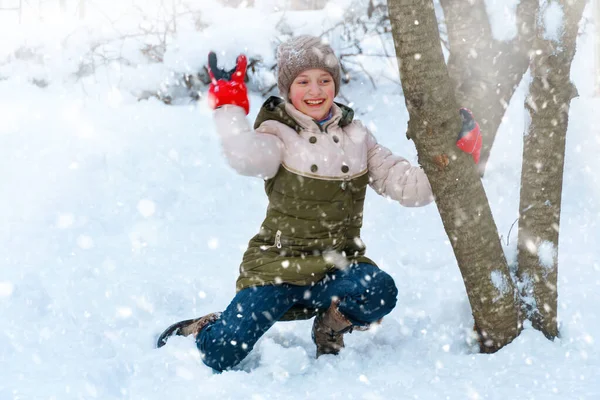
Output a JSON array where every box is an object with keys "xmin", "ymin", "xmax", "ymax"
[{"xmin": 277, "ymin": 35, "xmax": 341, "ymax": 100}]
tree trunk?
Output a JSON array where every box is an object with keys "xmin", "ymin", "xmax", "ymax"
[
  {"xmin": 440, "ymin": 0, "xmax": 537, "ymax": 176},
  {"xmin": 388, "ymin": 0, "xmax": 521, "ymax": 352},
  {"xmin": 517, "ymin": 0, "xmax": 586, "ymax": 340}
]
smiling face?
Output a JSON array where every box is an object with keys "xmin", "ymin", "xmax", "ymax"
[{"xmin": 288, "ymin": 69, "xmax": 335, "ymax": 121}]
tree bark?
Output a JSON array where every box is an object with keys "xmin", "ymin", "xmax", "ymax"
[
  {"xmin": 440, "ymin": 0, "xmax": 537, "ymax": 176},
  {"xmin": 517, "ymin": 0, "xmax": 586, "ymax": 340},
  {"xmin": 388, "ymin": 0, "xmax": 521, "ymax": 352}
]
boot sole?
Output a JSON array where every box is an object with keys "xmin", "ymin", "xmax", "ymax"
[{"xmin": 156, "ymin": 318, "xmax": 199, "ymax": 348}]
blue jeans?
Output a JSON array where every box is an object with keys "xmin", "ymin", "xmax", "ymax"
[{"xmin": 196, "ymin": 263, "xmax": 398, "ymax": 371}]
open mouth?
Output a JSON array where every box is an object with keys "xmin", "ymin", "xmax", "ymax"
[{"xmin": 304, "ymin": 99, "xmax": 325, "ymax": 107}]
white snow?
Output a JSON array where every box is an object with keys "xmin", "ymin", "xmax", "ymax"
[
  {"xmin": 137, "ymin": 199, "xmax": 157, "ymax": 218},
  {"xmin": 0, "ymin": 281, "xmax": 14, "ymax": 297},
  {"xmin": 490, "ymin": 270, "xmax": 511, "ymax": 297},
  {"xmin": 483, "ymin": 0, "xmax": 520, "ymax": 41},
  {"xmin": 538, "ymin": 240, "xmax": 557, "ymax": 270},
  {"xmin": 1, "ymin": 1, "xmax": 599, "ymax": 399},
  {"xmin": 518, "ymin": 272, "xmax": 538, "ymax": 314},
  {"xmin": 543, "ymin": 1, "xmax": 565, "ymax": 42}
]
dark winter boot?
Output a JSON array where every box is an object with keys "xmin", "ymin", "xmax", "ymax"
[
  {"xmin": 312, "ymin": 301, "xmax": 353, "ymax": 357},
  {"xmin": 156, "ymin": 312, "xmax": 221, "ymax": 348}
]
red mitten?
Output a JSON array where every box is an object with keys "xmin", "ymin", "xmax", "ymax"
[
  {"xmin": 456, "ymin": 108, "xmax": 482, "ymax": 164},
  {"xmin": 207, "ymin": 52, "xmax": 249, "ymax": 114}
]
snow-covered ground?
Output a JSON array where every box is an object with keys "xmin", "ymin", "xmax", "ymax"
[{"xmin": 1, "ymin": 1, "xmax": 599, "ymax": 399}]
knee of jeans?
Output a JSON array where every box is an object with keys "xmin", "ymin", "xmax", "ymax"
[
  {"xmin": 198, "ymin": 337, "xmax": 250, "ymax": 372},
  {"xmin": 197, "ymin": 326, "xmax": 251, "ymax": 372}
]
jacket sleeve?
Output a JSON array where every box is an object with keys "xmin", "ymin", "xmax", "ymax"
[
  {"xmin": 366, "ymin": 130, "xmax": 434, "ymax": 207},
  {"xmin": 214, "ymin": 105, "xmax": 284, "ymax": 179}
]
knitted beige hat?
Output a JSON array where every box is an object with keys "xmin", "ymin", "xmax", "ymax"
[{"xmin": 277, "ymin": 35, "xmax": 341, "ymax": 100}]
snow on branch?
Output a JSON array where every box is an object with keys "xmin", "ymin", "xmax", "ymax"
[{"xmin": 0, "ymin": 0, "xmax": 396, "ymax": 104}]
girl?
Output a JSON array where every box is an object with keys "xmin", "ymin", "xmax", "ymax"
[{"xmin": 157, "ymin": 35, "xmax": 481, "ymax": 371}]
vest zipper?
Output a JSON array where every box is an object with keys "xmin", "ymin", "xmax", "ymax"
[{"xmin": 275, "ymin": 230, "xmax": 282, "ymax": 249}]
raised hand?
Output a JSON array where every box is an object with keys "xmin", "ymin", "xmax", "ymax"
[{"xmin": 207, "ymin": 52, "xmax": 250, "ymax": 114}]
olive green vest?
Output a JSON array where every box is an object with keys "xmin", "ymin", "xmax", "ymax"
[{"xmin": 236, "ymin": 97, "xmax": 377, "ymax": 320}]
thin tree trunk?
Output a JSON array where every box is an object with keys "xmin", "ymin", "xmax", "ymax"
[
  {"xmin": 440, "ymin": 0, "xmax": 537, "ymax": 176},
  {"xmin": 517, "ymin": 0, "xmax": 586, "ymax": 340},
  {"xmin": 388, "ymin": 0, "xmax": 521, "ymax": 352}
]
